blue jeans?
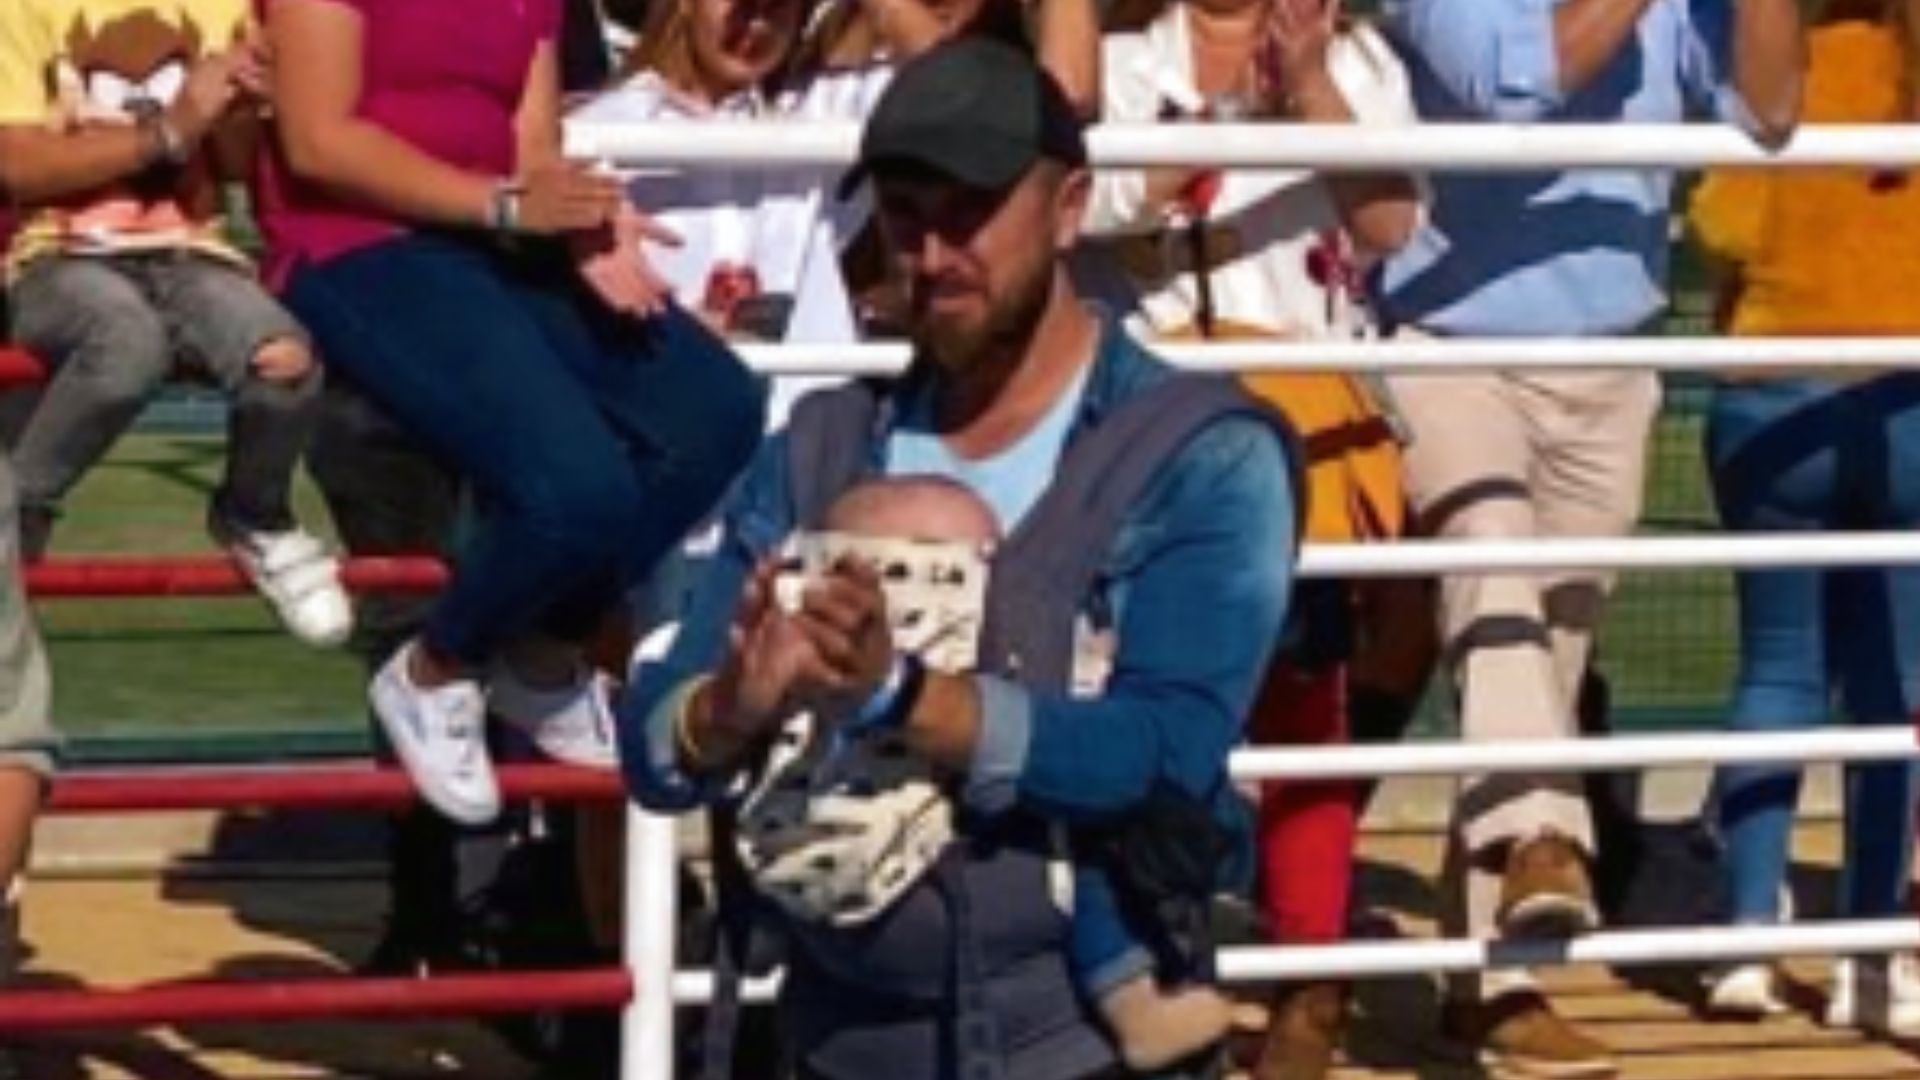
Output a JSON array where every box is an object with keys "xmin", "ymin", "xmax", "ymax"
[
  {"xmin": 1707, "ymin": 377, "xmax": 1920, "ymax": 923},
  {"xmin": 285, "ymin": 233, "xmax": 765, "ymax": 666},
  {"xmin": 1070, "ymin": 864, "xmax": 1151, "ymax": 999}
]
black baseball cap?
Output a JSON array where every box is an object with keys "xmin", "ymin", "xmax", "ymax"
[{"xmin": 837, "ymin": 35, "xmax": 1089, "ymax": 200}]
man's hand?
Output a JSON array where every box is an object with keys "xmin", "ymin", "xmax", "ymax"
[
  {"xmin": 572, "ymin": 200, "xmax": 679, "ymax": 317},
  {"xmin": 686, "ymin": 561, "xmax": 824, "ymax": 771},
  {"xmin": 790, "ymin": 559, "xmax": 896, "ymax": 719}
]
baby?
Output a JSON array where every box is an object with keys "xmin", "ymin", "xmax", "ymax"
[{"xmin": 778, "ymin": 476, "xmax": 1233, "ymax": 1072}]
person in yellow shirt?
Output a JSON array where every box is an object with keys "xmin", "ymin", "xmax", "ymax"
[
  {"xmin": 1687, "ymin": 0, "xmax": 1920, "ymax": 1033},
  {"xmin": 0, "ymin": 0, "xmax": 350, "ymax": 641}
]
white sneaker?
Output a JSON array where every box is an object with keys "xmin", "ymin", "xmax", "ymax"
[
  {"xmin": 372, "ymin": 644, "xmax": 499, "ymax": 825},
  {"xmin": 1704, "ymin": 963, "xmax": 1789, "ymax": 1019},
  {"xmin": 217, "ymin": 522, "xmax": 354, "ymax": 648},
  {"xmin": 489, "ymin": 665, "xmax": 619, "ymax": 769},
  {"xmin": 1826, "ymin": 955, "xmax": 1920, "ymax": 1036}
]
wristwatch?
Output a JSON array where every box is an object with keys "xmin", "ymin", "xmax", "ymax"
[{"xmin": 487, "ymin": 179, "xmax": 525, "ymax": 234}]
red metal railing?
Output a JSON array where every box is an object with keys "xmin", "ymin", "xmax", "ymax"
[
  {"xmin": 25, "ymin": 556, "xmax": 449, "ymax": 599},
  {"xmin": 0, "ymin": 347, "xmax": 637, "ymax": 1038},
  {"xmin": 5, "ymin": 762, "xmax": 634, "ymax": 1032},
  {"xmin": 48, "ymin": 762, "xmax": 625, "ymax": 814},
  {"xmin": 0, "ymin": 969, "xmax": 633, "ymax": 1032}
]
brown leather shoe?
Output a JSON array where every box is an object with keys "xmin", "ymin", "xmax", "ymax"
[
  {"xmin": 1445, "ymin": 992, "xmax": 1617, "ymax": 1080},
  {"xmin": 1497, "ymin": 832, "xmax": 1599, "ymax": 939},
  {"xmin": 1251, "ymin": 981, "xmax": 1345, "ymax": 1080}
]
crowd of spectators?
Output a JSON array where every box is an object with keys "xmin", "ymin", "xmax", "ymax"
[{"xmin": 1, "ymin": 0, "xmax": 1919, "ymax": 1077}]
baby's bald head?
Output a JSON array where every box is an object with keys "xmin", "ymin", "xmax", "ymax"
[{"xmin": 824, "ymin": 476, "xmax": 1000, "ymax": 546}]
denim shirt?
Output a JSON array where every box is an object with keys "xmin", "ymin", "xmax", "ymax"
[
  {"xmin": 619, "ymin": 320, "xmax": 1296, "ymax": 837},
  {"xmin": 1374, "ymin": 0, "xmax": 1760, "ymax": 337}
]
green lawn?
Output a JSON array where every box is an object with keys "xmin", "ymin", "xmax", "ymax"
[
  {"xmin": 1597, "ymin": 381, "xmax": 1738, "ymax": 729},
  {"xmin": 43, "ymin": 432, "xmax": 369, "ymax": 762}
]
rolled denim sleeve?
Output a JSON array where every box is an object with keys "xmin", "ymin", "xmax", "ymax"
[
  {"xmin": 1395, "ymin": 0, "xmax": 1565, "ymax": 121},
  {"xmin": 962, "ymin": 417, "xmax": 1298, "ymax": 824},
  {"xmin": 961, "ymin": 673, "xmax": 1036, "ymax": 814},
  {"xmin": 618, "ymin": 436, "xmax": 791, "ymax": 813}
]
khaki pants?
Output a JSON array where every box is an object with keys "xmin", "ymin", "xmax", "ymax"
[
  {"xmin": 0, "ymin": 454, "xmax": 53, "ymax": 779},
  {"xmin": 1383, "ymin": 358, "xmax": 1660, "ymax": 1001}
]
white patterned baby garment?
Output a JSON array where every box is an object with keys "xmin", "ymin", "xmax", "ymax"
[{"xmin": 738, "ymin": 534, "xmax": 990, "ymax": 926}]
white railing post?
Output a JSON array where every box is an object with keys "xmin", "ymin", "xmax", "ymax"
[{"xmin": 622, "ymin": 804, "xmax": 682, "ymax": 1080}]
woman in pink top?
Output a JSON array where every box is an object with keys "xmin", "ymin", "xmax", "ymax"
[{"xmin": 262, "ymin": 0, "xmax": 765, "ymax": 825}]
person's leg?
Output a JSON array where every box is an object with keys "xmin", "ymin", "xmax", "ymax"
[
  {"xmin": 150, "ymin": 254, "xmax": 350, "ymax": 645},
  {"xmin": 305, "ymin": 377, "xmax": 464, "ymax": 660},
  {"xmin": 1794, "ymin": 375, "xmax": 1920, "ymax": 1035},
  {"xmin": 1692, "ymin": 379, "xmax": 1840, "ymax": 1018},
  {"xmin": 1252, "ymin": 661, "xmax": 1353, "ymax": 946},
  {"xmin": 286, "ymin": 236, "xmax": 672, "ymax": 671},
  {"xmin": 1833, "ymin": 376, "xmax": 1920, "ymax": 924},
  {"xmin": 0, "ymin": 454, "xmax": 58, "ymax": 1000},
  {"xmin": 1388, "ymin": 360, "xmax": 1614, "ymax": 1074},
  {"xmin": 1522, "ymin": 370, "xmax": 1663, "ymax": 720},
  {"xmin": 153, "ymin": 253, "xmax": 322, "ymax": 534},
  {"xmin": 1521, "ymin": 369, "xmax": 1661, "ymax": 940},
  {"xmin": 1830, "ymin": 569, "xmax": 1920, "ymax": 919},
  {"xmin": 5, "ymin": 256, "xmax": 173, "ymax": 558},
  {"xmin": 306, "ymin": 377, "xmax": 469, "ymax": 971},
  {"xmin": 288, "ymin": 235, "xmax": 647, "ymax": 821},
  {"xmin": 1701, "ymin": 381, "xmax": 1837, "ymax": 927},
  {"xmin": 1246, "ymin": 620, "xmax": 1353, "ymax": 1080},
  {"xmin": 1386, "ymin": 368, "xmax": 1575, "ymax": 1001},
  {"xmin": 493, "ymin": 257, "xmax": 765, "ymax": 643},
  {"xmin": 1071, "ymin": 862, "xmax": 1229, "ymax": 1072}
]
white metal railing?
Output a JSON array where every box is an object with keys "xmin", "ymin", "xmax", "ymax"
[
  {"xmin": 608, "ymin": 117, "xmax": 1920, "ymax": 1080},
  {"xmin": 651, "ymin": 914, "xmax": 1920, "ymax": 1003},
  {"xmin": 659, "ymin": 919, "xmax": 1920, "ymax": 1005},
  {"xmin": 566, "ymin": 120, "xmax": 1920, "ymax": 171},
  {"xmin": 621, "ymin": 706, "xmax": 1920, "ymax": 1073},
  {"xmin": 1232, "ymin": 727, "xmax": 1920, "ymax": 781},
  {"xmin": 1302, "ymin": 533, "xmax": 1920, "ymax": 579},
  {"xmin": 1217, "ymin": 921, "xmax": 1920, "ymax": 982},
  {"xmin": 740, "ymin": 336, "xmax": 1920, "ymax": 377}
]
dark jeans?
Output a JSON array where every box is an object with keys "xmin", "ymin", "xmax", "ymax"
[
  {"xmin": 285, "ymin": 232, "xmax": 765, "ymax": 666},
  {"xmin": 7, "ymin": 251, "xmax": 319, "ymax": 555}
]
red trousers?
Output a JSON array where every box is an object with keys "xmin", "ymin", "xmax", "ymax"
[{"xmin": 1250, "ymin": 663, "xmax": 1355, "ymax": 945}]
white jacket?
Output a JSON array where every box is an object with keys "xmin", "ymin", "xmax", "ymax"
[{"xmin": 1082, "ymin": 13, "xmax": 1419, "ymax": 339}]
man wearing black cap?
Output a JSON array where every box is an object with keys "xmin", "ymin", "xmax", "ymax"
[{"xmin": 622, "ymin": 36, "xmax": 1302, "ymax": 1080}]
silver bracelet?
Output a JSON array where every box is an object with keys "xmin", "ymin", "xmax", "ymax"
[{"xmin": 487, "ymin": 180, "xmax": 524, "ymax": 234}]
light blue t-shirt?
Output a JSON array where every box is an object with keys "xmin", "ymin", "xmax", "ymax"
[
  {"xmin": 1376, "ymin": 0, "xmax": 1761, "ymax": 337},
  {"xmin": 884, "ymin": 364, "xmax": 1093, "ymax": 531}
]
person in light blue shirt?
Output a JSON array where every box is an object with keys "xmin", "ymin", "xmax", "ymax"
[
  {"xmin": 1378, "ymin": 0, "xmax": 1801, "ymax": 337},
  {"xmin": 1369, "ymin": 2, "xmax": 1804, "ymax": 1077}
]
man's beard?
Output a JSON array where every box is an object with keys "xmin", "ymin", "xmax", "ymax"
[{"xmin": 910, "ymin": 259, "xmax": 1054, "ymax": 373}]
